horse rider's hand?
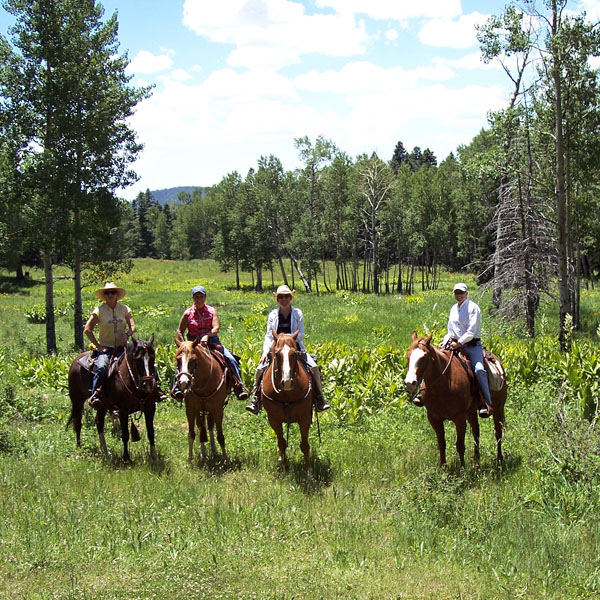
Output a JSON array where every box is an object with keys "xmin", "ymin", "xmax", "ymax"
[
  {"xmin": 450, "ymin": 341, "xmax": 461, "ymax": 351},
  {"xmin": 200, "ymin": 335, "xmax": 209, "ymax": 346}
]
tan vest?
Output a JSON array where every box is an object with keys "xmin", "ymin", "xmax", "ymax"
[{"xmin": 93, "ymin": 302, "xmax": 130, "ymax": 348}]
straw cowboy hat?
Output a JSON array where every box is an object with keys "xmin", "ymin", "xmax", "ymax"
[
  {"xmin": 274, "ymin": 284, "xmax": 294, "ymax": 299},
  {"xmin": 95, "ymin": 282, "xmax": 126, "ymax": 300}
]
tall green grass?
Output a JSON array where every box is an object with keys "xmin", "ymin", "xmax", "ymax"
[{"xmin": 1, "ymin": 260, "xmax": 600, "ymax": 599}]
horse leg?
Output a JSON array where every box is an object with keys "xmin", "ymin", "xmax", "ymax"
[
  {"xmin": 95, "ymin": 409, "xmax": 109, "ymax": 456},
  {"xmin": 493, "ymin": 401, "xmax": 505, "ymax": 465},
  {"xmin": 207, "ymin": 412, "xmax": 218, "ymax": 456},
  {"xmin": 268, "ymin": 415, "xmax": 288, "ymax": 472},
  {"xmin": 213, "ymin": 409, "xmax": 228, "ymax": 461},
  {"xmin": 454, "ymin": 416, "xmax": 467, "ymax": 468},
  {"xmin": 427, "ymin": 412, "xmax": 446, "ymax": 466},
  {"xmin": 299, "ymin": 416, "xmax": 312, "ymax": 479},
  {"xmin": 144, "ymin": 404, "xmax": 157, "ymax": 462},
  {"xmin": 119, "ymin": 411, "xmax": 131, "ymax": 463},
  {"xmin": 186, "ymin": 404, "xmax": 196, "ymax": 462},
  {"xmin": 467, "ymin": 411, "xmax": 481, "ymax": 468},
  {"xmin": 197, "ymin": 412, "xmax": 208, "ymax": 460}
]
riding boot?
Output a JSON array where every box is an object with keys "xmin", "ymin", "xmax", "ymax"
[
  {"xmin": 170, "ymin": 370, "xmax": 184, "ymax": 401},
  {"xmin": 88, "ymin": 386, "xmax": 104, "ymax": 410},
  {"xmin": 245, "ymin": 369, "xmax": 263, "ymax": 414},
  {"xmin": 310, "ymin": 366, "xmax": 330, "ymax": 412},
  {"xmin": 170, "ymin": 384, "xmax": 184, "ymax": 401},
  {"xmin": 232, "ymin": 372, "xmax": 250, "ymax": 400}
]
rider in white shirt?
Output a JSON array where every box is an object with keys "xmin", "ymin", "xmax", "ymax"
[{"xmin": 441, "ymin": 283, "xmax": 493, "ymax": 418}]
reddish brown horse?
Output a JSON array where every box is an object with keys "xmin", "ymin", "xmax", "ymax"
[
  {"xmin": 404, "ymin": 332, "xmax": 506, "ymax": 467},
  {"xmin": 67, "ymin": 335, "xmax": 158, "ymax": 462},
  {"xmin": 261, "ymin": 331, "xmax": 314, "ymax": 476},
  {"xmin": 174, "ymin": 338, "xmax": 229, "ymax": 462}
]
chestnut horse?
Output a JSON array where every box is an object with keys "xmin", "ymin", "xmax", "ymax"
[
  {"xmin": 67, "ymin": 335, "xmax": 158, "ymax": 462},
  {"xmin": 174, "ymin": 338, "xmax": 229, "ymax": 462},
  {"xmin": 261, "ymin": 331, "xmax": 313, "ymax": 476},
  {"xmin": 404, "ymin": 332, "xmax": 506, "ymax": 467}
]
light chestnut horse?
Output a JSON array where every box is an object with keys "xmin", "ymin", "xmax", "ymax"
[
  {"xmin": 404, "ymin": 332, "xmax": 506, "ymax": 467},
  {"xmin": 174, "ymin": 338, "xmax": 229, "ymax": 462},
  {"xmin": 261, "ymin": 331, "xmax": 314, "ymax": 477},
  {"xmin": 67, "ymin": 336, "xmax": 158, "ymax": 462}
]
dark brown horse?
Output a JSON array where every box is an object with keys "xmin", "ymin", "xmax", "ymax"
[
  {"xmin": 404, "ymin": 332, "xmax": 506, "ymax": 467},
  {"xmin": 67, "ymin": 335, "xmax": 158, "ymax": 462},
  {"xmin": 174, "ymin": 338, "xmax": 229, "ymax": 462},
  {"xmin": 261, "ymin": 330, "xmax": 314, "ymax": 476}
]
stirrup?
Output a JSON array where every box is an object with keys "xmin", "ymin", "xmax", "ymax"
[
  {"xmin": 478, "ymin": 405, "xmax": 492, "ymax": 418},
  {"xmin": 88, "ymin": 390, "xmax": 103, "ymax": 410},
  {"xmin": 235, "ymin": 384, "xmax": 250, "ymax": 401}
]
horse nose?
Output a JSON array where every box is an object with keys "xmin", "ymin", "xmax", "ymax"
[
  {"xmin": 405, "ymin": 377, "xmax": 417, "ymax": 393},
  {"xmin": 281, "ymin": 377, "xmax": 294, "ymax": 391}
]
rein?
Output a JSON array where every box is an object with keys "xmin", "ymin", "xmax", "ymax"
[
  {"xmin": 414, "ymin": 341, "xmax": 455, "ymax": 390},
  {"xmin": 117, "ymin": 347, "xmax": 156, "ymax": 404},
  {"xmin": 184, "ymin": 346, "xmax": 227, "ymax": 401},
  {"xmin": 261, "ymin": 358, "xmax": 312, "ymax": 407}
]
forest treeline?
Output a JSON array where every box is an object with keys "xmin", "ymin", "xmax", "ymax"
[{"xmin": 1, "ymin": 0, "xmax": 600, "ymax": 351}]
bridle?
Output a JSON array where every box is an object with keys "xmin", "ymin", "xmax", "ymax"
[
  {"xmin": 117, "ymin": 342, "xmax": 156, "ymax": 402},
  {"xmin": 177, "ymin": 343, "xmax": 227, "ymax": 401},
  {"xmin": 409, "ymin": 339, "xmax": 454, "ymax": 391},
  {"xmin": 262, "ymin": 341, "xmax": 311, "ymax": 406}
]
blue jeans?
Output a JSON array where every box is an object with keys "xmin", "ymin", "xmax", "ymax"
[
  {"xmin": 462, "ymin": 340, "xmax": 492, "ymax": 406},
  {"xmin": 91, "ymin": 348, "xmax": 114, "ymax": 394}
]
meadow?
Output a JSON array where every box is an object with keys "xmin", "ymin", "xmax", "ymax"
[{"xmin": 1, "ymin": 259, "xmax": 600, "ymax": 599}]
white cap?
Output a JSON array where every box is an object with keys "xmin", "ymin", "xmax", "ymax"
[{"xmin": 453, "ymin": 283, "xmax": 468, "ymax": 293}]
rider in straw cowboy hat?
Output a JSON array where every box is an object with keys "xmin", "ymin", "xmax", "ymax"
[
  {"xmin": 84, "ymin": 282, "xmax": 134, "ymax": 409},
  {"xmin": 84, "ymin": 282, "xmax": 166, "ymax": 409},
  {"xmin": 245, "ymin": 284, "xmax": 329, "ymax": 414}
]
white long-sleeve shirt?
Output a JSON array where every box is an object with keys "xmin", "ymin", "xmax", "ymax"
[
  {"xmin": 442, "ymin": 298, "xmax": 482, "ymax": 346},
  {"xmin": 261, "ymin": 305, "xmax": 306, "ymax": 358}
]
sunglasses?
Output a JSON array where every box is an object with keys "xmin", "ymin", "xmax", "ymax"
[
  {"xmin": 105, "ymin": 291, "xmax": 118, "ymax": 296},
  {"xmin": 277, "ymin": 294, "xmax": 292, "ymax": 300}
]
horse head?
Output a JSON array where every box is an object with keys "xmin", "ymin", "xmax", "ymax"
[
  {"xmin": 128, "ymin": 334, "xmax": 156, "ymax": 394},
  {"xmin": 271, "ymin": 330, "xmax": 299, "ymax": 392},
  {"xmin": 174, "ymin": 337, "xmax": 203, "ymax": 393},
  {"xmin": 404, "ymin": 331, "xmax": 433, "ymax": 394}
]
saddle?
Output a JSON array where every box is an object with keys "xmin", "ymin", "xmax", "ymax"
[
  {"xmin": 483, "ymin": 348, "xmax": 506, "ymax": 391},
  {"xmin": 75, "ymin": 349, "xmax": 123, "ymax": 378}
]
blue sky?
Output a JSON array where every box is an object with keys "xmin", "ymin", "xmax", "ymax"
[{"xmin": 2, "ymin": 0, "xmax": 600, "ymax": 198}]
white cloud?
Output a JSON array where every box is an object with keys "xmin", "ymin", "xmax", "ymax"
[
  {"xmin": 419, "ymin": 12, "xmax": 489, "ymax": 48},
  {"xmin": 315, "ymin": 0, "xmax": 462, "ymax": 20},
  {"xmin": 577, "ymin": 0, "xmax": 600, "ymax": 20},
  {"xmin": 433, "ymin": 52, "xmax": 500, "ymax": 71},
  {"xmin": 182, "ymin": 0, "xmax": 368, "ymax": 70},
  {"xmin": 385, "ymin": 28, "xmax": 399, "ymax": 41},
  {"xmin": 129, "ymin": 50, "xmax": 174, "ymax": 74},
  {"xmin": 171, "ymin": 68, "xmax": 192, "ymax": 81}
]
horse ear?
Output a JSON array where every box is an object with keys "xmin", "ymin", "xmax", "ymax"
[
  {"xmin": 291, "ymin": 329, "xmax": 299, "ymax": 340},
  {"xmin": 148, "ymin": 333, "xmax": 154, "ymax": 347},
  {"xmin": 412, "ymin": 330, "xmax": 418, "ymax": 342},
  {"xmin": 272, "ymin": 330, "xmax": 279, "ymax": 341},
  {"xmin": 174, "ymin": 337, "xmax": 182, "ymax": 347},
  {"xmin": 425, "ymin": 333, "xmax": 433, "ymax": 345},
  {"xmin": 192, "ymin": 337, "xmax": 200, "ymax": 348}
]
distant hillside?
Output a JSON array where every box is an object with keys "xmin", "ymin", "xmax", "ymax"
[{"xmin": 150, "ymin": 186, "xmax": 204, "ymax": 206}]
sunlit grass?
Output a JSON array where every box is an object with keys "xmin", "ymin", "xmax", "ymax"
[{"xmin": 1, "ymin": 260, "xmax": 600, "ymax": 598}]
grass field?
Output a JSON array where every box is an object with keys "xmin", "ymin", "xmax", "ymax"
[{"xmin": 1, "ymin": 259, "xmax": 600, "ymax": 599}]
